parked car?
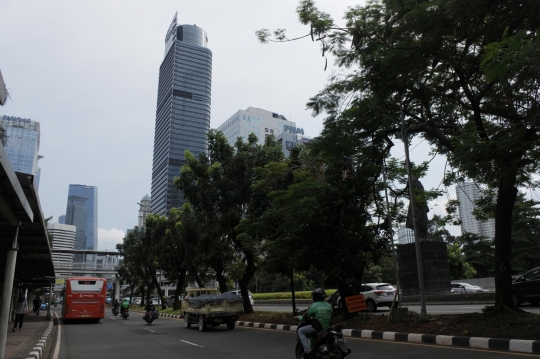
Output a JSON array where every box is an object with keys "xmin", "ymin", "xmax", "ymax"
[
  {"xmin": 512, "ymin": 267, "xmax": 540, "ymax": 306},
  {"xmin": 451, "ymin": 282, "xmax": 489, "ymax": 293},
  {"xmin": 229, "ymin": 290, "xmax": 255, "ymax": 305},
  {"xmin": 328, "ymin": 283, "xmax": 398, "ymax": 313},
  {"xmin": 360, "ymin": 283, "xmax": 398, "ymax": 312}
]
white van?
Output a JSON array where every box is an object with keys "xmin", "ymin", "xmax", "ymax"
[{"xmin": 229, "ymin": 290, "xmax": 254, "ymax": 305}]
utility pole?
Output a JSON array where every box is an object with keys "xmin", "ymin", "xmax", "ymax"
[
  {"xmin": 382, "ymin": 159, "xmax": 400, "ymax": 308},
  {"xmin": 400, "ymin": 103, "xmax": 427, "ymax": 316}
]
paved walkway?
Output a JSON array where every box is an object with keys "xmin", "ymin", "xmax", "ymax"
[{"xmin": 4, "ymin": 311, "xmax": 52, "ymax": 359}]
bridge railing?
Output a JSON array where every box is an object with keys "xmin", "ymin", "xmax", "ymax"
[{"xmin": 54, "ymin": 262, "xmax": 119, "ymax": 272}]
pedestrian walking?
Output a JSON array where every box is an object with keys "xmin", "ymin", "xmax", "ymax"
[
  {"xmin": 33, "ymin": 296, "xmax": 42, "ymax": 315},
  {"xmin": 13, "ymin": 294, "xmax": 28, "ymax": 332}
]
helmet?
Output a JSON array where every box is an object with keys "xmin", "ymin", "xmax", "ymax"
[{"xmin": 312, "ymin": 288, "xmax": 326, "ymax": 302}]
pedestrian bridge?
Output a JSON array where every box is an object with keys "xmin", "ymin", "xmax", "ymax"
[{"xmin": 51, "ymin": 249, "xmax": 120, "ymax": 275}]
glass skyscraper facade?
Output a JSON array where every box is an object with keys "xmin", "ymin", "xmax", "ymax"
[
  {"xmin": 65, "ymin": 184, "xmax": 98, "ymax": 260},
  {"xmin": 151, "ymin": 13, "xmax": 212, "ymax": 216},
  {"xmin": 0, "ymin": 115, "xmax": 42, "ymax": 190}
]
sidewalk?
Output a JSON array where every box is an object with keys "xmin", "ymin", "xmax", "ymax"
[{"xmin": 4, "ymin": 311, "xmax": 52, "ymax": 359}]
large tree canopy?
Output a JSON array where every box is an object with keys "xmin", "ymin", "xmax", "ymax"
[{"xmin": 258, "ymin": 0, "xmax": 540, "ymax": 311}]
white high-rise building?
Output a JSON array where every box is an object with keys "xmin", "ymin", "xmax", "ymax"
[
  {"xmin": 398, "ymin": 225, "xmax": 415, "ymax": 244},
  {"xmin": 47, "ymin": 223, "xmax": 76, "ymax": 275},
  {"xmin": 217, "ymin": 107, "xmax": 297, "ymax": 146},
  {"xmin": 138, "ymin": 194, "xmax": 151, "ymax": 227},
  {"xmin": 455, "ymin": 182, "xmax": 495, "ymax": 240}
]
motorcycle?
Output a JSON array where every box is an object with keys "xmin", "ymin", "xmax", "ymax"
[
  {"xmin": 295, "ymin": 322, "xmax": 351, "ymax": 359},
  {"xmin": 112, "ymin": 307, "xmax": 119, "ymax": 316},
  {"xmin": 121, "ymin": 308, "xmax": 129, "ymax": 320}
]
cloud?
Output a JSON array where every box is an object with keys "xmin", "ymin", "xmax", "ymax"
[{"xmin": 98, "ymin": 228, "xmax": 125, "ymax": 252}]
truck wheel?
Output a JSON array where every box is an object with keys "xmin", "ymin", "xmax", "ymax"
[
  {"xmin": 198, "ymin": 316, "xmax": 206, "ymax": 331},
  {"xmin": 227, "ymin": 322, "xmax": 235, "ymax": 330},
  {"xmin": 184, "ymin": 314, "xmax": 191, "ymax": 329}
]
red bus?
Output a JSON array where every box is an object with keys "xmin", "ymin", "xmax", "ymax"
[{"xmin": 62, "ymin": 277, "xmax": 106, "ymax": 322}]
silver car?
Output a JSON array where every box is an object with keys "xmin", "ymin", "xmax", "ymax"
[{"xmin": 451, "ymin": 282, "xmax": 489, "ymax": 293}]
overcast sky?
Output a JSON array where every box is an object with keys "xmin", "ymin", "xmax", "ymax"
[{"xmin": 1, "ymin": 0, "xmax": 464, "ymax": 251}]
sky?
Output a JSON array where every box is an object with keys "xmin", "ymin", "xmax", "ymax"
[{"xmin": 1, "ymin": 0, "xmax": 463, "ymax": 251}]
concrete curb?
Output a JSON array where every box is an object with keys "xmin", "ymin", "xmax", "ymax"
[
  {"xmin": 235, "ymin": 321, "xmax": 540, "ymax": 355},
  {"xmin": 24, "ymin": 320, "xmax": 54, "ymax": 359}
]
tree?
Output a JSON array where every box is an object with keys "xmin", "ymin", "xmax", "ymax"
[
  {"xmin": 258, "ymin": 0, "xmax": 540, "ymax": 312},
  {"xmin": 447, "ymin": 242, "xmax": 477, "ymax": 280},
  {"xmin": 176, "ymin": 130, "xmax": 284, "ymax": 313}
]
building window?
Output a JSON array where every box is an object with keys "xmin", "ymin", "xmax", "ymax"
[
  {"xmin": 265, "ymin": 128, "xmax": 268, "ymax": 132},
  {"xmin": 270, "ymin": 129, "xmax": 274, "ymax": 134}
]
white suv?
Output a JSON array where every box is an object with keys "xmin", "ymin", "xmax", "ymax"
[
  {"xmin": 360, "ymin": 283, "xmax": 398, "ymax": 312},
  {"xmin": 229, "ymin": 290, "xmax": 254, "ymax": 305}
]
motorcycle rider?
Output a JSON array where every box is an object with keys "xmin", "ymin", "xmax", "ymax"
[
  {"xmin": 112, "ymin": 299, "xmax": 120, "ymax": 314},
  {"xmin": 144, "ymin": 299, "xmax": 156, "ymax": 325},
  {"xmin": 120, "ymin": 298, "xmax": 130, "ymax": 316},
  {"xmin": 296, "ymin": 288, "xmax": 333, "ymax": 359}
]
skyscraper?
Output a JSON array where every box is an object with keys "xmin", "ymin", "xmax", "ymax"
[
  {"xmin": 0, "ymin": 115, "xmax": 43, "ymax": 190},
  {"xmin": 151, "ymin": 13, "xmax": 212, "ymax": 216},
  {"xmin": 65, "ymin": 185, "xmax": 98, "ymax": 260},
  {"xmin": 47, "ymin": 222, "xmax": 76, "ymax": 275},
  {"xmin": 455, "ymin": 182, "xmax": 495, "ymax": 240}
]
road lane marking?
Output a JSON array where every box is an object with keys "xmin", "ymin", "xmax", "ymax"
[
  {"xmin": 181, "ymin": 340, "xmax": 204, "ymax": 347},
  {"xmin": 52, "ymin": 312, "xmax": 61, "ymax": 359},
  {"xmin": 145, "ymin": 328, "xmax": 155, "ymax": 333}
]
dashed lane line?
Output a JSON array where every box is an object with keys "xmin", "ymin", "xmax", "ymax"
[{"xmin": 181, "ymin": 340, "xmax": 204, "ymax": 348}]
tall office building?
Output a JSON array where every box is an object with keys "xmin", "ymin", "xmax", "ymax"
[
  {"xmin": 65, "ymin": 185, "xmax": 98, "ymax": 260},
  {"xmin": 151, "ymin": 13, "xmax": 212, "ymax": 216},
  {"xmin": 138, "ymin": 194, "xmax": 151, "ymax": 227},
  {"xmin": 0, "ymin": 115, "xmax": 43, "ymax": 190},
  {"xmin": 58, "ymin": 214, "xmax": 66, "ymax": 224},
  {"xmin": 47, "ymin": 223, "xmax": 76, "ymax": 275},
  {"xmin": 455, "ymin": 182, "xmax": 495, "ymax": 240}
]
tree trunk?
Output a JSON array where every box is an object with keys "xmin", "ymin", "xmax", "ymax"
[
  {"xmin": 141, "ymin": 287, "xmax": 146, "ymax": 307},
  {"xmin": 174, "ymin": 270, "xmax": 186, "ymax": 310},
  {"xmin": 290, "ymin": 269, "xmax": 297, "ymax": 315},
  {"xmin": 215, "ymin": 260, "xmax": 228, "ymax": 294},
  {"xmin": 493, "ymin": 168, "xmax": 519, "ymax": 311},
  {"xmin": 238, "ymin": 252, "xmax": 257, "ymax": 314},
  {"xmin": 151, "ymin": 274, "xmax": 166, "ymax": 310},
  {"xmin": 129, "ymin": 282, "xmax": 135, "ymax": 305}
]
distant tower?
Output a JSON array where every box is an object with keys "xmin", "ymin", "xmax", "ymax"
[
  {"xmin": 455, "ymin": 182, "xmax": 495, "ymax": 240},
  {"xmin": 47, "ymin": 223, "xmax": 76, "ymax": 276},
  {"xmin": 398, "ymin": 225, "xmax": 415, "ymax": 244},
  {"xmin": 0, "ymin": 115, "xmax": 43, "ymax": 190},
  {"xmin": 58, "ymin": 214, "xmax": 66, "ymax": 224},
  {"xmin": 138, "ymin": 194, "xmax": 151, "ymax": 227},
  {"xmin": 150, "ymin": 13, "xmax": 212, "ymax": 216},
  {"xmin": 65, "ymin": 184, "xmax": 98, "ymax": 261}
]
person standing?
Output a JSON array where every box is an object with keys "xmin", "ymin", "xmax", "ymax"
[
  {"xmin": 33, "ymin": 296, "xmax": 42, "ymax": 315},
  {"xmin": 13, "ymin": 294, "xmax": 28, "ymax": 332}
]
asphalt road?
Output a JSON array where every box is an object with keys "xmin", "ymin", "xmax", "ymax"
[
  {"xmin": 52, "ymin": 308, "xmax": 536, "ymax": 359},
  {"xmin": 254, "ymin": 303, "xmax": 540, "ymax": 315}
]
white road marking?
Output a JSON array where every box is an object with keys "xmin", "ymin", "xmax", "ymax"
[
  {"xmin": 52, "ymin": 312, "xmax": 61, "ymax": 359},
  {"xmin": 145, "ymin": 328, "xmax": 155, "ymax": 333},
  {"xmin": 181, "ymin": 340, "xmax": 204, "ymax": 347}
]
